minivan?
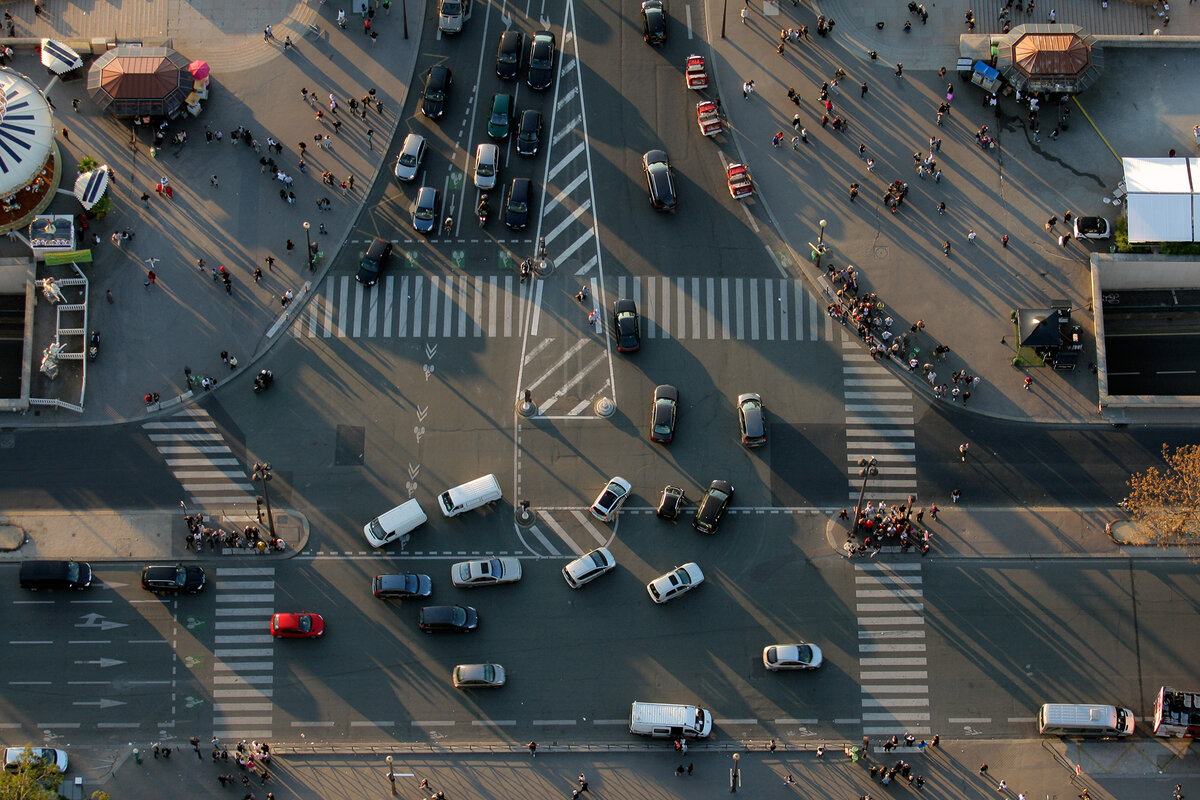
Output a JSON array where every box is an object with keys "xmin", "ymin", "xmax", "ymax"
[
  {"xmin": 1038, "ymin": 703, "xmax": 1136, "ymax": 738},
  {"xmin": 438, "ymin": 473, "xmax": 502, "ymax": 517},
  {"xmin": 19, "ymin": 560, "xmax": 93, "ymax": 590},
  {"xmin": 629, "ymin": 701, "xmax": 712, "ymax": 738},
  {"xmin": 363, "ymin": 499, "xmax": 428, "ymax": 548}
]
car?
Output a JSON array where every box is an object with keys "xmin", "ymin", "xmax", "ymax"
[
  {"xmin": 763, "ymin": 643, "xmax": 824, "ymax": 671},
  {"xmin": 496, "ymin": 30, "xmax": 524, "ymax": 79},
  {"xmin": 641, "ymin": 0, "xmax": 667, "ymax": 44},
  {"xmin": 393, "ymin": 133, "xmax": 427, "ymax": 182},
  {"xmin": 453, "ymin": 663, "xmax": 506, "ymax": 688},
  {"xmin": 372, "ymin": 573, "xmax": 433, "ymax": 599},
  {"xmin": 693, "ymin": 479, "xmax": 734, "ymax": 534},
  {"xmin": 487, "ymin": 93, "xmax": 514, "ymax": 139},
  {"xmin": 613, "ymin": 298, "xmax": 641, "ymax": 352},
  {"xmin": 646, "ymin": 562, "xmax": 704, "ymax": 604},
  {"xmin": 650, "ymin": 384, "xmax": 678, "ymax": 443},
  {"xmin": 737, "ymin": 392, "xmax": 767, "ymax": 447},
  {"xmin": 527, "ymin": 30, "xmax": 556, "ymax": 90},
  {"xmin": 141, "ymin": 563, "xmax": 206, "ymax": 594},
  {"xmin": 418, "ymin": 604, "xmax": 479, "ymax": 633},
  {"xmin": 1073, "ymin": 216, "xmax": 1111, "ymax": 240},
  {"xmin": 562, "ymin": 547, "xmax": 616, "ymax": 588},
  {"xmin": 515, "ymin": 109, "xmax": 543, "ymax": 156},
  {"xmin": 3, "ymin": 747, "xmax": 68, "ymax": 774},
  {"xmin": 421, "ymin": 65, "xmax": 452, "ymax": 119},
  {"xmin": 356, "ymin": 237, "xmax": 391, "ymax": 286},
  {"xmin": 657, "ymin": 485, "xmax": 685, "ymax": 520},
  {"xmin": 270, "ymin": 612, "xmax": 326, "ymax": 638},
  {"xmin": 474, "ymin": 142, "xmax": 500, "ymax": 190},
  {"xmin": 590, "ymin": 477, "xmax": 632, "ymax": 522},
  {"xmin": 505, "ymin": 178, "xmax": 532, "ymax": 230},
  {"xmin": 451, "ymin": 557, "xmax": 523, "ymax": 587},
  {"xmin": 411, "ymin": 186, "xmax": 440, "ymax": 234},
  {"xmin": 438, "ymin": 0, "xmax": 468, "ymax": 34},
  {"xmin": 642, "ymin": 149, "xmax": 677, "ymax": 210}
]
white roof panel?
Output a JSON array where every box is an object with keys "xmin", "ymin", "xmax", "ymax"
[
  {"xmin": 1123, "ymin": 157, "xmax": 1193, "ymax": 194},
  {"xmin": 1126, "ymin": 192, "xmax": 1194, "ymax": 243}
]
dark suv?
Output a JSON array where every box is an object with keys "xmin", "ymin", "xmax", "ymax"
[
  {"xmin": 505, "ymin": 178, "xmax": 532, "ymax": 229},
  {"xmin": 141, "ymin": 564, "xmax": 207, "ymax": 594},
  {"xmin": 373, "ymin": 573, "xmax": 433, "ymax": 600}
]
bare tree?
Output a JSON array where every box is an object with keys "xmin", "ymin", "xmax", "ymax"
[{"xmin": 1126, "ymin": 444, "xmax": 1200, "ymax": 555}]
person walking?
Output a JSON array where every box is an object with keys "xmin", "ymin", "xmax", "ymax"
[
  {"xmin": 578, "ymin": 774, "xmax": 588, "ymax": 792},
  {"xmin": 1001, "ymin": 233, "xmax": 1010, "ymax": 247},
  {"xmin": 958, "ymin": 443, "xmax": 969, "ymax": 461},
  {"xmin": 144, "ymin": 270, "xmax": 157, "ymax": 290},
  {"xmin": 968, "ymin": 229, "xmax": 977, "ymax": 244},
  {"xmin": 265, "ymin": 255, "xmax": 276, "ymax": 272},
  {"xmin": 740, "ymin": 6, "xmax": 748, "ymax": 23},
  {"xmin": 895, "ymin": 62, "xmax": 903, "ymax": 77},
  {"xmin": 861, "ymin": 82, "xmax": 868, "ymax": 97},
  {"xmin": 942, "ymin": 240, "xmax": 952, "ymax": 256},
  {"xmin": 527, "ymin": 742, "xmax": 537, "ymax": 756},
  {"xmin": 951, "ymin": 489, "xmax": 962, "ymax": 503}
]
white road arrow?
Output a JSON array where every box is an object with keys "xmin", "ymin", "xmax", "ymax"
[
  {"xmin": 76, "ymin": 613, "xmax": 129, "ymax": 631},
  {"xmin": 407, "ymin": 463, "xmax": 421, "ymax": 480},
  {"xmin": 73, "ymin": 658, "xmax": 126, "ymax": 668},
  {"xmin": 425, "ymin": 343, "xmax": 438, "ymax": 359},
  {"xmin": 416, "ymin": 405, "xmax": 429, "ymax": 422},
  {"xmin": 72, "ymin": 698, "xmax": 127, "ymax": 708}
]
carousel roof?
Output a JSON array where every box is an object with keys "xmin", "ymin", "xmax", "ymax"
[
  {"xmin": 995, "ymin": 24, "xmax": 1105, "ymax": 94},
  {"xmin": 87, "ymin": 46, "xmax": 193, "ymax": 118},
  {"xmin": 0, "ymin": 68, "xmax": 56, "ymax": 195}
]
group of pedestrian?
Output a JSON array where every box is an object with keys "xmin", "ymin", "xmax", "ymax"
[
  {"xmin": 845, "ymin": 500, "xmax": 934, "ymax": 558},
  {"xmin": 183, "ymin": 514, "xmax": 286, "ymax": 554}
]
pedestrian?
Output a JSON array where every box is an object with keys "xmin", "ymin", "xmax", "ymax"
[
  {"xmin": 861, "ymin": 82, "xmax": 868, "ymax": 97},
  {"xmin": 578, "ymin": 774, "xmax": 588, "ymax": 792},
  {"xmin": 265, "ymin": 255, "xmax": 276, "ymax": 271},
  {"xmin": 1024, "ymin": 376, "xmax": 1033, "ymax": 390},
  {"xmin": 942, "ymin": 241, "xmax": 952, "ymax": 256},
  {"xmin": 858, "ymin": 143, "xmax": 867, "ymax": 158},
  {"xmin": 915, "ymin": 508, "xmax": 924, "ymax": 523},
  {"xmin": 962, "ymin": 390, "xmax": 971, "ymax": 405},
  {"xmin": 687, "ymin": 763, "xmax": 693, "ymax": 775},
  {"xmin": 866, "ymin": 157, "xmax": 876, "ymax": 172},
  {"xmin": 253, "ymin": 267, "xmax": 263, "ymax": 283},
  {"xmin": 769, "ymin": 739, "xmax": 777, "ymax": 752},
  {"xmin": 1173, "ymin": 786, "xmax": 1182, "ymax": 800},
  {"xmin": 959, "ymin": 443, "xmax": 968, "ymax": 461},
  {"xmin": 210, "ymin": 175, "xmax": 219, "ymax": 188},
  {"xmin": 367, "ymin": 129, "xmax": 374, "ymax": 150},
  {"xmin": 968, "ymin": 229, "xmax": 977, "ymax": 244},
  {"xmin": 951, "ymin": 488, "xmax": 961, "ymax": 503},
  {"xmin": 784, "ymin": 775, "xmax": 797, "ymax": 786},
  {"xmin": 929, "ymin": 503, "xmax": 939, "ymax": 520},
  {"xmin": 527, "ymin": 741, "xmax": 537, "ymax": 756},
  {"xmin": 849, "ymin": 182, "xmax": 859, "ymax": 202},
  {"xmin": 937, "ymin": 202, "xmax": 946, "ymax": 215},
  {"xmin": 979, "ymin": 764, "xmax": 989, "ymax": 776},
  {"xmin": 286, "ymin": 239, "xmax": 295, "ymax": 253},
  {"xmin": 221, "ymin": 351, "xmax": 229, "ymax": 364},
  {"xmin": 998, "ymin": 780, "xmax": 1008, "ymax": 793},
  {"xmin": 934, "ymin": 169, "xmax": 943, "ymax": 182},
  {"xmin": 1045, "ymin": 215, "xmax": 1058, "ymax": 230},
  {"xmin": 144, "ymin": 270, "xmax": 157, "ymax": 290},
  {"xmin": 1063, "ymin": 210, "xmax": 1073, "ymax": 224},
  {"xmin": 799, "ymin": 127, "xmax": 808, "ymax": 143},
  {"xmin": 740, "ymin": 6, "xmax": 748, "ymax": 22},
  {"xmin": 141, "ymin": 192, "xmax": 151, "ymax": 208},
  {"xmin": 895, "ymin": 62, "xmax": 903, "ymax": 77},
  {"xmin": 1001, "ymin": 233, "xmax": 1010, "ymax": 247},
  {"xmin": 932, "ymin": 734, "xmax": 939, "ymax": 747},
  {"xmin": 674, "ymin": 766, "xmax": 684, "ymax": 777},
  {"xmin": 772, "ymin": 131, "xmax": 784, "ymax": 147}
]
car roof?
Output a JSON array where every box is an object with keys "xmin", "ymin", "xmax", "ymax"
[{"xmin": 615, "ymin": 298, "xmax": 636, "ymax": 313}]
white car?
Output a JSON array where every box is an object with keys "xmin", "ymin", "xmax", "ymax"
[
  {"xmin": 562, "ymin": 547, "xmax": 616, "ymax": 588},
  {"xmin": 438, "ymin": 0, "xmax": 469, "ymax": 33},
  {"xmin": 762, "ymin": 643, "xmax": 824, "ymax": 671},
  {"xmin": 451, "ymin": 557, "xmax": 522, "ymax": 587},
  {"xmin": 452, "ymin": 663, "xmax": 506, "ymax": 688},
  {"xmin": 393, "ymin": 134, "xmax": 427, "ymax": 182},
  {"xmin": 646, "ymin": 562, "xmax": 704, "ymax": 604},
  {"xmin": 590, "ymin": 477, "xmax": 632, "ymax": 522},
  {"xmin": 474, "ymin": 142, "xmax": 499, "ymax": 190},
  {"xmin": 3, "ymin": 747, "xmax": 68, "ymax": 773}
]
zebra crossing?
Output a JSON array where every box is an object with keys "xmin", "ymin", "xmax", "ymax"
[
  {"xmin": 290, "ymin": 274, "xmax": 831, "ymax": 343},
  {"xmin": 856, "ymin": 562, "xmax": 930, "ymax": 736},
  {"xmin": 212, "ymin": 567, "xmax": 275, "ymax": 740},
  {"xmin": 144, "ymin": 408, "xmax": 254, "ymax": 506},
  {"xmin": 842, "ymin": 340, "xmax": 918, "ymax": 502},
  {"xmin": 522, "ymin": 509, "xmax": 613, "ymax": 557}
]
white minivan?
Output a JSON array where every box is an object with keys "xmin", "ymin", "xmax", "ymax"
[
  {"xmin": 439, "ymin": 474, "xmax": 502, "ymax": 517},
  {"xmin": 363, "ymin": 499, "xmax": 428, "ymax": 548},
  {"xmin": 1038, "ymin": 703, "xmax": 1136, "ymax": 738}
]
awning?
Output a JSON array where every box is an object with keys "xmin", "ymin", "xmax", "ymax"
[
  {"xmin": 73, "ymin": 167, "xmax": 109, "ymax": 210},
  {"xmin": 188, "ymin": 60, "xmax": 210, "ymax": 80},
  {"xmin": 41, "ymin": 39, "xmax": 83, "ymax": 74}
]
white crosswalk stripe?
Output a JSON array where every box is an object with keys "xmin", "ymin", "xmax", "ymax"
[
  {"xmin": 856, "ymin": 563, "xmax": 930, "ymax": 736},
  {"xmin": 212, "ymin": 567, "xmax": 275, "ymax": 740},
  {"xmin": 292, "ymin": 275, "xmax": 830, "ymax": 343},
  {"xmin": 145, "ymin": 409, "xmax": 254, "ymax": 505},
  {"xmin": 842, "ymin": 340, "xmax": 918, "ymax": 502}
]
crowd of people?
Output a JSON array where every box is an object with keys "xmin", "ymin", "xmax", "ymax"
[
  {"xmin": 840, "ymin": 500, "xmax": 933, "ymax": 557},
  {"xmin": 184, "ymin": 513, "xmax": 287, "ymax": 553}
]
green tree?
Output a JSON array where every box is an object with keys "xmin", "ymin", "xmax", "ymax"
[
  {"xmin": 0, "ymin": 747, "xmax": 64, "ymax": 800},
  {"xmin": 1126, "ymin": 444, "xmax": 1200, "ymax": 555}
]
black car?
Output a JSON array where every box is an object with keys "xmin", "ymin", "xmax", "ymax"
[
  {"xmin": 613, "ymin": 298, "xmax": 641, "ymax": 353},
  {"xmin": 356, "ymin": 238, "xmax": 391, "ymax": 286},
  {"xmin": 496, "ymin": 30, "xmax": 523, "ymax": 79},
  {"xmin": 418, "ymin": 604, "xmax": 479, "ymax": 633},
  {"xmin": 527, "ymin": 30, "xmax": 556, "ymax": 90},
  {"xmin": 641, "ymin": 0, "xmax": 667, "ymax": 44},
  {"xmin": 693, "ymin": 480, "xmax": 734, "ymax": 534},
  {"xmin": 650, "ymin": 384, "xmax": 678, "ymax": 443},
  {"xmin": 141, "ymin": 564, "xmax": 207, "ymax": 594},
  {"xmin": 657, "ymin": 485, "xmax": 685, "ymax": 520},
  {"xmin": 372, "ymin": 573, "xmax": 433, "ymax": 600},
  {"xmin": 421, "ymin": 65, "xmax": 452, "ymax": 119},
  {"xmin": 505, "ymin": 178, "xmax": 532, "ymax": 230},
  {"xmin": 515, "ymin": 109, "xmax": 543, "ymax": 156},
  {"xmin": 642, "ymin": 149, "xmax": 677, "ymax": 210}
]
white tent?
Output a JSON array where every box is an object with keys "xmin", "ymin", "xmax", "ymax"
[{"xmin": 1122, "ymin": 158, "xmax": 1197, "ymax": 243}]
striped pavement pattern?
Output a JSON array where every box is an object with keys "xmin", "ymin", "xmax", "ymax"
[
  {"xmin": 212, "ymin": 567, "xmax": 276, "ymax": 740},
  {"xmin": 856, "ymin": 562, "xmax": 930, "ymax": 736},
  {"xmin": 144, "ymin": 409, "xmax": 254, "ymax": 506},
  {"xmin": 842, "ymin": 341, "xmax": 918, "ymax": 502}
]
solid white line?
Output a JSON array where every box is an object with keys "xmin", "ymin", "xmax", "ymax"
[
  {"xmin": 845, "ymin": 392, "xmax": 912, "ymax": 400},
  {"xmin": 860, "ymin": 629, "xmax": 926, "ymax": 639},
  {"xmin": 861, "ymin": 712, "xmax": 930, "ymax": 721},
  {"xmin": 948, "ymin": 717, "xmax": 992, "ymax": 723},
  {"xmin": 216, "ymin": 580, "xmax": 276, "ymax": 589},
  {"xmin": 215, "ymin": 649, "xmax": 274, "ymax": 658},
  {"xmin": 538, "ymin": 352, "xmax": 607, "ymax": 413},
  {"xmin": 213, "ymin": 621, "xmax": 265, "ymax": 630},
  {"xmin": 213, "ymin": 675, "xmax": 273, "ymax": 685},
  {"xmin": 214, "ymin": 635, "xmax": 275, "ymax": 645},
  {"xmin": 530, "ymin": 279, "xmax": 545, "ymax": 336},
  {"xmin": 685, "ymin": 3, "xmax": 694, "ymax": 37},
  {"xmin": 533, "ymin": 719, "xmax": 578, "ymax": 726},
  {"xmin": 860, "ymin": 671, "xmax": 928, "ymax": 680},
  {"xmin": 167, "ymin": 458, "xmax": 241, "ymax": 466},
  {"xmin": 858, "ymin": 618, "xmax": 925, "ymax": 626},
  {"xmin": 856, "ymin": 575, "xmax": 923, "ymax": 584},
  {"xmin": 555, "ymin": 224, "xmax": 595, "ymax": 265},
  {"xmin": 291, "ymin": 721, "xmax": 336, "ymax": 727},
  {"xmin": 859, "ymin": 644, "xmax": 927, "ymax": 653},
  {"xmin": 213, "ymin": 689, "xmax": 274, "ymax": 698},
  {"xmin": 412, "ymin": 721, "xmax": 457, "ymax": 727},
  {"xmin": 715, "ymin": 718, "xmax": 758, "ymax": 725},
  {"xmin": 145, "ymin": 420, "xmax": 218, "ymax": 429},
  {"xmin": 862, "ymin": 699, "xmax": 930, "ymax": 707},
  {"xmin": 569, "ymin": 509, "xmax": 609, "ymax": 547},
  {"xmin": 471, "ymin": 720, "xmax": 517, "ymax": 726},
  {"xmin": 214, "ymin": 703, "xmax": 273, "ymax": 712},
  {"xmin": 860, "ymin": 657, "xmax": 928, "ymax": 666},
  {"xmin": 351, "ymin": 720, "xmax": 395, "ymax": 727},
  {"xmin": 846, "ymin": 429, "xmax": 916, "ymax": 437},
  {"xmin": 775, "ymin": 718, "xmax": 819, "ymax": 725},
  {"xmin": 856, "ymin": 589, "xmax": 923, "ymax": 597},
  {"xmin": 864, "ymin": 726, "xmax": 930, "ymax": 734}
]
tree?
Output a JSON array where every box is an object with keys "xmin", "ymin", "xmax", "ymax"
[
  {"xmin": 0, "ymin": 747, "xmax": 63, "ymax": 800},
  {"xmin": 1126, "ymin": 444, "xmax": 1200, "ymax": 555}
]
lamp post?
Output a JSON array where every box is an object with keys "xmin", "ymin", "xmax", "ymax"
[
  {"xmin": 851, "ymin": 457, "xmax": 879, "ymax": 536},
  {"xmin": 386, "ymin": 756, "xmax": 396, "ymax": 797},
  {"xmin": 810, "ymin": 218, "xmax": 829, "ymax": 271},
  {"xmin": 303, "ymin": 221, "xmax": 313, "ymax": 271},
  {"xmin": 818, "ymin": 218, "xmax": 828, "ymax": 247},
  {"xmin": 720, "ymin": 0, "xmax": 728, "ymax": 38},
  {"xmin": 730, "ymin": 752, "xmax": 741, "ymax": 793},
  {"xmin": 252, "ymin": 462, "xmax": 276, "ymax": 539}
]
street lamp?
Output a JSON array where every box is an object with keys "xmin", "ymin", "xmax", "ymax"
[
  {"xmin": 730, "ymin": 752, "xmax": 741, "ymax": 793},
  {"xmin": 252, "ymin": 462, "xmax": 276, "ymax": 539},
  {"xmin": 851, "ymin": 457, "xmax": 879, "ymax": 536},
  {"xmin": 720, "ymin": 0, "xmax": 727, "ymax": 38},
  {"xmin": 303, "ymin": 221, "xmax": 313, "ymax": 271},
  {"xmin": 386, "ymin": 755, "xmax": 396, "ymax": 797},
  {"xmin": 818, "ymin": 218, "xmax": 828, "ymax": 246},
  {"xmin": 810, "ymin": 219, "xmax": 829, "ymax": 271}
]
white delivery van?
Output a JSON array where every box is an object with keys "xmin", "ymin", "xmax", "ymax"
[
  {"xmin": 629, "ymin": 701, "xmax": 712, "ymax": 739},
  {"xmin": 363, "ymin": 499, "xmax": 428, "ymax": 548},
  {"xmin": 438, "ymin": 474, "xmax": 502, "ymax": 517},
  {"xmin": 1038, "ymin": 703, "xmax": 1136, "ymax": 738}
]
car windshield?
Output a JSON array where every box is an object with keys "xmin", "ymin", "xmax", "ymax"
[
  {"xmin": 795, "ymin": 645, "xmax": 812, "ymax": 662},
  {"xmin": 399, "ymin": 152, "xmax": 417, "ymax": 167},
  {"xmin": 509, "ymin": 200, "xmax": 527, "ymax": 214},
  {"xmin": 477, "ymin": 162, "xmax": 494, "ymax": 176},
  {"xmin": 491, "ymin": 110, "xmax": 507, "ymax": 124},
  {"xmin": 499, "ymin": 49, "xmax": 517, "ymax": 63},
  {"xmin": 674, "ymin": 569, "xmax": 692, "ymax": 586},
  {"xmin": 442, "ymin": 0, "xmax": 462, "ymax": 14},
  {"xmin": 457, "ymin": 563, "xmax": 473, "ymax": 581},
  {"xmin": 416, "ymin": 198, "xmax": 435, "ymax": 220},
  {"xmin": 172, "ymin": 567, "xmax": 186, "ymax": 586},
  {"xmin": 426, "ymin": 89, "xmax": 444, "ymax": 102},
  {"xmin": 532, "ymin": 41, "xmax": 551, "ymax": 68},
  {"xmin": 450, "ymin": 606, "xmax": 467, "ymax": 625},
  {"xmin": 708, "ymin": 488, "xmax": 729, "ymax": 504}
]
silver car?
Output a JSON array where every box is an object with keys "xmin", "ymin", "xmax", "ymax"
[
  {"xmin": 762, "ymin": 643, "xmax": 824, "ymax": 671},
  {"xmin": 590, "ymin": 477, "xmax": 632, "ymax": 522},
  {"xmin": 394, "ymin": 134, "xmax": 427, "ymax": 182},
  {"xmin": 451, "ymin": 557, "xmax": 522, "ymax": 587},
  {"xmin": 562, "ymin": 547, "xmax": 616, "ymax": 588},
  {"xmin": 647, "ymin": 562, "xmax": 704, "ymax": 604},
  {"xmin": 474, "ymin": 142, "xmax": 499, "ymax": 190},
  {"xmin": 453, "ymin": 663, "xmax": 506, "ymax": 688}
]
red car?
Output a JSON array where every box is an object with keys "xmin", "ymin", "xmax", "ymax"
[{"xmin": 270, "ymin": 612, "xmax": 325, "ymax": 639}]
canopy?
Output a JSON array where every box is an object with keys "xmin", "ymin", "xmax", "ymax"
[
  {"xmin": 994, "ymin": 24, "xmax": 1104, "ymax": 95},
  {"xmin": 87, "ymin": 46, "xmax": 192, "ymax": 118},
  {"xmin": 1018, "ymin": 308, "xmax": 1064, "ymax": 348},
  {"xmin": 188, "ymin": 60, "xmax": 210, "ymax": 80},
  {"xmin": 40, "ymin": 40, "xmax": 83, "ymax": 74},
  {"xmin": 1122, "ymin": 158, "xmax": 1199, "ymax": 243},
  {"xmin": 73, "ymin": 167, "xmax": 109, "ymax": 210},
  {"xmin": 0, "ymin": 69, "xmax": 56, "ymax": 192}
]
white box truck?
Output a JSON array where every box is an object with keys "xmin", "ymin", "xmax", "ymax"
[{"xmin": 629, "ymin": 701, "xmax": 712, "ymax": 739}]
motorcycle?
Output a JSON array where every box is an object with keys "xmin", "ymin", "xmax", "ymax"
[
  {"xmin": 477, "ymin": 196, "xmax": 489, "ymax": 227},
  {"xmin": 88, "ymin": 330, "xmax": 100, "ymax": 361},
  {"xmin": 252, "ymin": 369, "xmax": 274, "ymax": 394}
]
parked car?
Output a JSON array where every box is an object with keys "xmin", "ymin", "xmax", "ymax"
[
  {"xmin": 421, "ymin": 65, "xmax": 452, "ymax": 119},
  {"xmin": 270, "ymin": 612, "xmax": 326, "ymax": 639},
  {"xmin": 356, "ymin": 238, "xmax": 391, "ymax": 286},
  {"xmin": 141, "ymin": 564, "xmax": 206, "ymax": 594},
  {"xmin": 487, "ymin": 93, "xmax": 515, "ymax": 139},
  {"xmin": 693, "ymin": 479, "xmax": 733, "ymax": 534},
  {"xmin": 393, "ymin": 133, "xmax": 427, "ymax": 182},
  {"xmin": 590, "ymin": 477, "xmax": 632, "ymax": 522},
  {"xmin": 438, "ymin": 0, "xmax": 469, "ymax": 34},
  {"xmin": 647, "ymin": 562, "xmax": 704, "ymax": 604},
  {"xmin": 641, "ymin": 0, "xmax": 667, "ymax": 44},
  {"xmin": 418, "ymin": 604, "xmax": 479, "ymax": 633},
  {"xmin": 737, "ymin": 392, "xmax": 767, "ymax": 447},
  {"xmin": 412, "ymin": 186, "xmax": 441, "ymax": 234},
  {"xmin": 613, "ymin": 298, "xmax": 641, "ymax": 352},
  {"xmin": 650, "ymin": 384, "xmax": 678, "ymax": 443},
  {"xmin": 505, "ymin": 178, "xmax": 532, "ymax": 229},
  {"xmin": 3, "ymin": 747, "xmax": 68, "ymax": 774},
  {"xmin": 762, "ymin": 643, "xmax": 824, "ymax": 671},
  {"xmin": 515, "ymin": 109, "xmax": 543, "ymax": 156},
  {"xmin": 562, "ymin": 547, "xmax": 616, "ymax": 588},
  {"xmin": 1073, "ymin": 216, "xmax": 1111, "ymax": 240},
  {"xmin": 642, "ymin": 149, "xmax": 677, "ymax": 210},
  {"xmin": 474, "ymin": 143, "xmax": 500, "ymax": 190},
  {"xmin": 495, "ymin": 30, "xmax": 524, "ymax": 79},
  {"xmin": 453, "ymin": 663, "xmax": 506, "ymax": 688},
  {"xmin": 527, "ymin": 30, "xmax": 556, "ymax": 90},
  {"xmin": 451, "ymin": 557, "xmax": 523, "ymax": 587},
  {"xmin": 372, "ymin": 573, "xmax": 433, "ymax": 600}
]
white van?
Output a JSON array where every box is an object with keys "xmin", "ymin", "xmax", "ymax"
[
  {"xmin": 1038, "ymin": 703, "xmax": 1136, "ymax": 738},
  {"xmin": 629, "ymin": 701, "xmax": 712, "ymax": 739},
  {"xmin": 438, "ymin": 474, "xmax": 502, "ymax": 518},
  {"xmin": 363, "ymin": 499, "xmax": 428, "ymax": 548}
]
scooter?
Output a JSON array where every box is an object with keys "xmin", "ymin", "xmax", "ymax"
[
  {"xmin": 252, "ymin": 369, "xmax": 274, "ymax": 394},
  {"xmin": 477, "ymin": 196, "xmax": 489, "ymax": 228},
  {"xmin": 88, "ymin": 330, "xmax": 100, "ymax": 361}
]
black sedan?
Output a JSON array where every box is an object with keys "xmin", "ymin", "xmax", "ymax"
[
  {"xmin": 421, "ymin": 65, "xmax": 452, "ymax": 119},
  {"xmin": 142, "ymin": 564, "xmax": 207, "ymax": 594},
  {"xmin": 515, "ymin": 109, "xmax": 542, "ymax": 156},
  {"xmin": 642, "ymin": 149, "xmax": 677, "ymax": 210},
  {"xmin": 495, "ymin": 30, "xmax": 523, "ymax": 79},
  {"xmin": 418, "ymin": 604, "xmax": 479, "ymax": 633},
  {"xmin": 650, "ymin": 384, "xmax": 678, "ymax": 443},
  {"xmin": 693, "ymin": 480, "xmax": 734, "ymax": 534},
  {"xmin": 641, "ymin": 0, "xmax": 667, "ymax": 44},
  {"xmin": 613, "ymin": 298, "xmax": 641, "ymax": 352},
  {"xmin": 505, "ymin": 178, "xmax": 533, "ymax": 230},
  {"xmin": 527, "ymin": 30, "xmax": 556, "ymax": 90}
]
